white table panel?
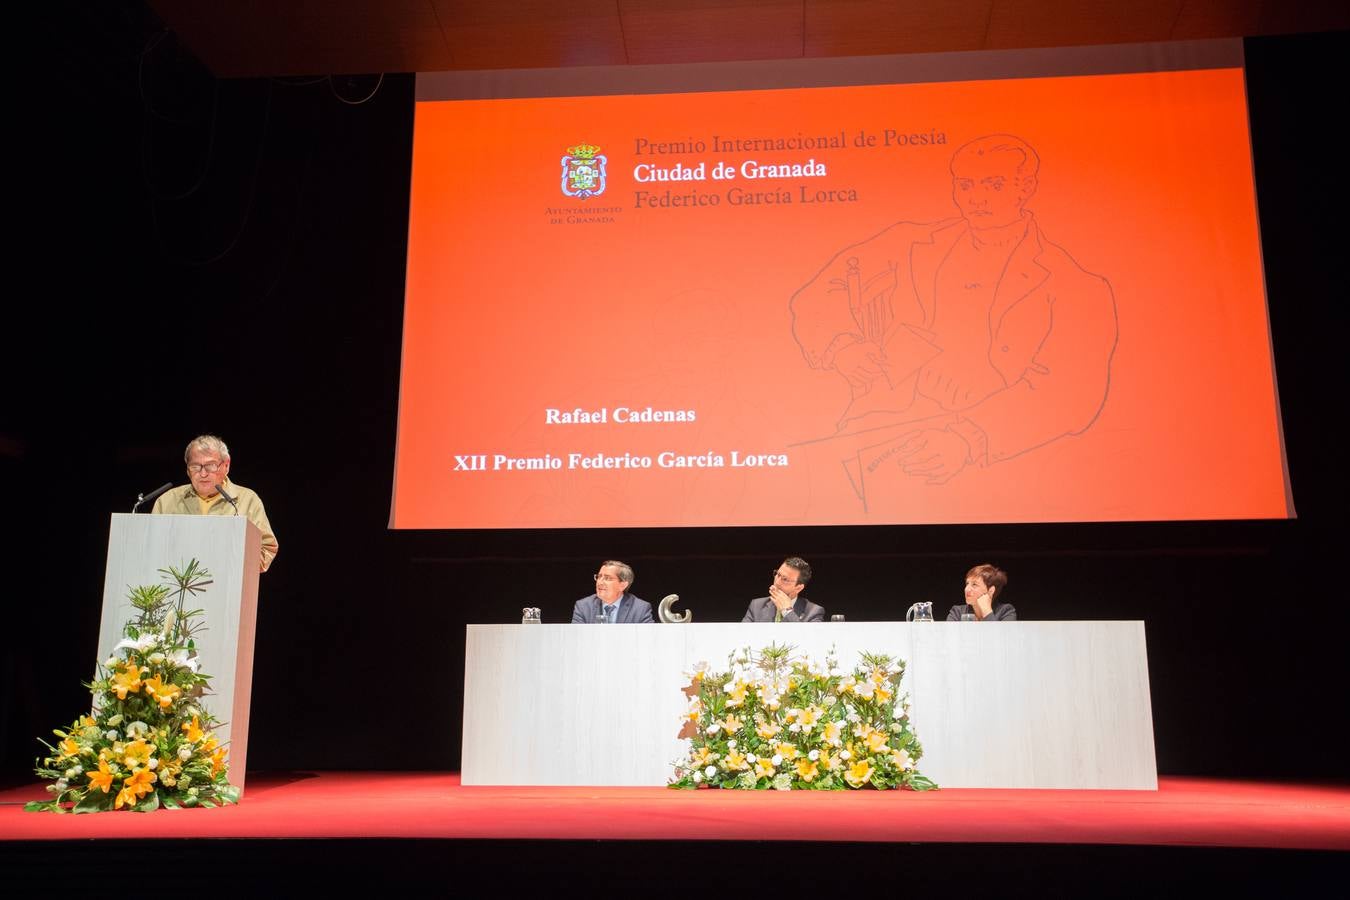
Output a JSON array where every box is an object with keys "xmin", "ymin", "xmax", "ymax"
[{"xmin": 462, "ymin": 621, "xmax": 1155, "ymax": 789}]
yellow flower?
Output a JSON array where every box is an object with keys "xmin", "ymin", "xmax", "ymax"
[
  {"xmin": 80, "ymin": 715, "xmax": 97, "ymax": 728},
  {"xmin": 775, "ymin": 742, "xmax": 799, "ymax": 761},
  {"xmin": 823, "ymin": 753, "xmax": 842, "ymax": 771},
  {"xmin": 836, "ymin": 676, "xmax": 856, "ymax": 695},
  {"xmin": 758, "ymin": 688, "xmax": 782, "ymax": 711},
  {"xmin": 721, "ymin": 714, "xmax": 743, "ymax": 734},
  {"xmin": 866, "ymin": 731, "xmax": 890, "ymax": 754},
  {"xmin": 182, "ymin": 715, "xmax": 204, "ymax": 744},
  {"xmin": 844, "ymin": 759, "xmax": 874, "ymax": 788},
  {"xmin": 821, "ymin": 720, "xmax": 844, "ymax": 747},
  {"xmin": 142, "ymin": 674, "xmax": 181, "ymax": 709},
  {"xmin": 684, "ymin": 697, "xmax": 702, "ymax": 722},
  {"xmin": 853, "ymin": 721, "xmax": 875, "ymax": 740},
  {"xmin": 690, "ymin": 746, "xmax": 716, "ymax": 767},
  {"xmin": 86, "ymin": 759, "xmax": 115, "ymax": 794},
  {"xmin": 58, "ymin": 736, "xmax": 80, "ymax": 758},
  {"xmin": 115, "ymin": 767, "xmax": 157, "ymax": 809},
  {"xmin": 797, "ymin": 706, "xmax": 821, "ymax": 728},
  {"xmin": 853, "ymin": 679, "xmax": 876, "ymax": 700},
  {"xmin": 725, "ymin": 680, "xmax": 750, "ymax": 708},
  {"xmin": 756, "ymin": 720, "xmax": 780, "ymax": 739},
  {"xmin": 890, "ymin": 748, "xmax": 912, "ymax": 770},
  {"xmin": 875, "ymin": 684, "xmax": 893, "ymax": 703},
  {"xmin": 723, "ymin": 750, "xmax": 748, "ymax": 771},
  {"xmin": 755, "ymin": 757, "xmax": 777, "ymax": 779},
  {"xmin": 110, "ymin": 662, "xmax": 143, "ymax": 700},
  {"xmin": 123, "ymin": 739, "xmax": 153, "ymax": 769},
  {"xmin": 795, "ymin": 758, "xmax": 820, "ymax": 782},
  {"xmin": 210, "ymin": 745, "xmax": 229, "ymax": 778}
]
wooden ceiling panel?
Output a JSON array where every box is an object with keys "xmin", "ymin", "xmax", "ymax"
[
  {"xmin": 1254, "ymin": 0, "xmax": 1350, "ymax": 36},
  {"xmin": 804, "ymin": 0, "xmax": 993, "ymax": 56},
  {"xmin": 985, "ymin": 0, "xmax": 1184, "ymax": 50},
  {"xmin": 1169, "ymin": 0, "xmax": 1263, "ymax": 40},
  {"xmin": 149, "ymin": 0, "xmax": 454, "ymax": 77},
  {"xmin": 619, "ymin": 0, "xmax": 805, "ymax": 65},
  {"xmin": 433, "ymin": 0, "xmax": 627, "ymax": 69},
  {"xmin": 148, "ymin": 0, "xmax": 1348, "ymax": 78}
]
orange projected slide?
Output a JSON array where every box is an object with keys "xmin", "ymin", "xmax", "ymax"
[{"xmin": 392, "ymin": 63, "xmax": 1291, "ymax": 529}]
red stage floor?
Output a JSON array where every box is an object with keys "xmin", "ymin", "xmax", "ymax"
[{"xmin": 2, "ymin": 773, "xmax": 1347, "ymax": 850}]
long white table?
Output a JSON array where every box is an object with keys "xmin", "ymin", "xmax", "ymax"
[{"xmin": 462, "ymin": 621, "xmax": 1157, "ymax": 789}]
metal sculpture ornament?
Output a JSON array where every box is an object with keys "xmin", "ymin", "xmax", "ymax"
[{"xmin": 659, "ymin": 593, "xmax": 692, "ymax": 623}]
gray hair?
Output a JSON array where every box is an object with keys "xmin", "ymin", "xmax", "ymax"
[
  {"xmin": 602, "ymin": 560, "xmax": 634, "ymax": 587},
  {"xmin": 184, "ymin": 434, "xmax": 230, "ymax": 463}
]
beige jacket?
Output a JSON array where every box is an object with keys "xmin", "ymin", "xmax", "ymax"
[{"xmin": 152, "ymin": 479, "xmax": 278, "ymax": 572}]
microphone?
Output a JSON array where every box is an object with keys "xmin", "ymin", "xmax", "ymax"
[
  {"xmin": 215, "ymin": 483, "xmax": 240, "ymax": 515},
  {"xmin": 132, "ymin": 482, "xmax": 174, "ymax": 514}
]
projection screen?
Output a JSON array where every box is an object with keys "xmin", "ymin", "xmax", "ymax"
[{"xmin": 392, "ymin": 39, "xmax": 1292, "ymax": 529}]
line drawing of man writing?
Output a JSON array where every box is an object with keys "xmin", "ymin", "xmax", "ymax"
[{"xmin": 789, "ymin": 134, "xmax": 1118, "ymax": 508}]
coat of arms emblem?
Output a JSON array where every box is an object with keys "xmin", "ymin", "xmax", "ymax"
[{"xmin": 561, "ymin": 144, "xmax": 607, "ymax": 199}]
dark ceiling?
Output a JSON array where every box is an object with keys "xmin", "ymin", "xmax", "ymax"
[{"xmin": 147, "ymin": 0, "xmax": 1348, "ymax": 78}]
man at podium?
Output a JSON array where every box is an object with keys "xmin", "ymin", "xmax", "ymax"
[{"xmin": 151, "ymin": 434, "xmax": 279, "ymax": 572}]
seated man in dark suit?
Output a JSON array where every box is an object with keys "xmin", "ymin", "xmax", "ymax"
[
  {"xmin": 571, "ymin": 560, "xmax": 655, "ymax": 624},
  {"xmin": 743, "ymin": 557, "xmax": 826, "ymax": 622}
]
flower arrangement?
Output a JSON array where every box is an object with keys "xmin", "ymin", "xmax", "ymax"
[
  {"xmin": 670, "ymin": 644, "xmax": 936, "ymax": 791},
  {"xmin": 26, "ymin": 560, "xmax": 240, "ymax": 813}
]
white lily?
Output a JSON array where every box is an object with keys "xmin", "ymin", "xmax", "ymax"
[
  {"xmin": 166, "ymin": 648, "xmax": 199, "ymax": 672},
  {"xmin": 116, "ymin": 633, "xmax": 158, "ymax": 652}
]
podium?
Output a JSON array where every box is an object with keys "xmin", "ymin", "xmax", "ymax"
[{"xmin": 97, "ymin": 513, "xmax": 262, "ymax": 793}]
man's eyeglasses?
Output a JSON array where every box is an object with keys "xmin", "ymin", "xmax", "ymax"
[
  {"xmin": 187, "ymin": 461, "xmax": 223, "ymax": 474},
  {"xmin": 594, "ymin": 574, "xmax": 619, "ymax": 583},
  {"xmin": 772, "ymin": 570, "xmax": 799, "ymax": 585}
]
